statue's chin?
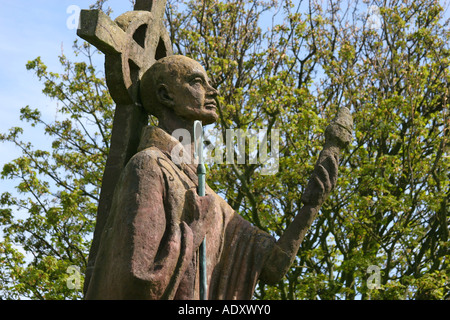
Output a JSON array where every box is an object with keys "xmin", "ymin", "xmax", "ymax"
[
  {"xmin": 193, "ymin": 110, "xmax": 218, "ymax": 125},
  {"xmin": 201, "ymin": 115, "xmax": 218, "ymax": 125}
]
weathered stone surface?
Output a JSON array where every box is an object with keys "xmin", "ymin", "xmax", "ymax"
[
  {"xmin": 85, "ymin": 125, "xmax": 276, "ymax": 299},
  {"xmin": 77, "ymin": 1, "xmax": 173, "ymax": 296},
  {"xmin": 261, "ymin": 107, "xmax": 352, "ymax": 285},
  {"xmin": 301, "ymin": 107, "xmax": 353, "ymax": 206},
  {"xmin": 78, "ymin": 1, "xmax": 353, "ymax": 300}
]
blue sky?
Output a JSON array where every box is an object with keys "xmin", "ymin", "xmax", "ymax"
[
  {"xmin": 1, "ymin": 0, "xmax": 449, "ymax": 299},
  {"xmin": 0, "ymin": 0, "xmax": 142, "ymax": 268},
  {"xmin": 1, "ymin": 1, "xmax": 449, "ymax": 205},
  {"xmin": 0, "ymin": 1, "xmax": 135, "ymax": 195}
]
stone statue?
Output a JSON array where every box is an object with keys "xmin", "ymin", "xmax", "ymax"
[{"xmin": 77, "ymin": 1, "xmax": 353, "ymax": 300}]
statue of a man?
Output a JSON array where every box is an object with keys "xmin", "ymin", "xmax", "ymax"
[{"xmin": 84, "ymin": 55, "xmax": 350, "ymax": 299}]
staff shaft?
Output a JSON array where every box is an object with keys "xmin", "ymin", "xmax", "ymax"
[{"xmin": 194, "ymin": 121, "xmax": 207, "ymax": 300}]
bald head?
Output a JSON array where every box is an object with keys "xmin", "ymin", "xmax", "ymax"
[
  {"xmin": 140, "ymin": 55, "xmax": 185, "ymax": 117},
  {"xmin": 140, "ymin": 55, "xmax": 219, "ymax": 126}
]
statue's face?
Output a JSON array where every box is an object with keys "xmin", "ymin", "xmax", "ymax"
[{"xmin": 168, "ymin": 58, "xmax": 219, "ymax": 125}]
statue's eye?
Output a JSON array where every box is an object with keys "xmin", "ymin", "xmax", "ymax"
[{"xmin": 190, "ymin": 77, "xmax": 204, "ymax": 85}]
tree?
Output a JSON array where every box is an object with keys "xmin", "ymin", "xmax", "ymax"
[
  {"xmin": 0, "ymin": 41, "xmax": 113, "ymax": 299},
  {"xmin": 166, "ymin": 0, "xmax": 449, "ymax": 300},
  {"xmin": 1, "ymin": 0, "xmax": 448, "ymax": 300}
]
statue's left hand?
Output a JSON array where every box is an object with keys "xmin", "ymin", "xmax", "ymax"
[
  {"xmin": 301, "ymin": 153, "xmax": 339, "ymax": 205},
  {"xmin": 301, "ymin": 107, "xmax": 352, "ymax": 206}
]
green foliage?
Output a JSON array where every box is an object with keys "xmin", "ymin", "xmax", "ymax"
[
  {"xmin": 167, "ymin": 0, "xmax": 449, "ymax": 300},
  {"xmin": 0, "ymin": 42, "xmax": 113, "ymax": 299},
  {"xmin": 1, "ymin": 0, "xmax": 449, "ymax": 299}
]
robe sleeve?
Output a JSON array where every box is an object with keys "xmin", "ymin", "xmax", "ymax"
[
  {"xmin": 208, "ymin": 200, "xmax": 276, "ymax": 300},
  {"xmin": 85, "ymin": 149, "xmax": 193, "ymax": 299}
]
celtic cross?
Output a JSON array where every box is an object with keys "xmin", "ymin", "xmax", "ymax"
[{"xmin": 76, "ymin": 0, "xmax": 173, "ymax": 294}]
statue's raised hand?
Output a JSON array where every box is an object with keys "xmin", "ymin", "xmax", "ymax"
[{"xmin": 301, "ymin": 107, "xmax": 353, "ymax": 206}]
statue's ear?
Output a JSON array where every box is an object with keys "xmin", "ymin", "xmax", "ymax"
[{"xmin": 156, "ymin": 84, "xmax": 174, "ymax": 108}]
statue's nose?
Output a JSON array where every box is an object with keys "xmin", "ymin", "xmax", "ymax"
[{"xmin": 207, "ymin": 83, "xmax": 218, "ymax": 97}]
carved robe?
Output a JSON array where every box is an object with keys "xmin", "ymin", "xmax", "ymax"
[{"xmin": 85, "ymin": 126, "xmax": 275, "ymax": 299}]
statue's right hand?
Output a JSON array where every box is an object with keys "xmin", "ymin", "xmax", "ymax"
[{"xmin": 183, "ymin": 188, "xmax": 216, "ymax": 248}]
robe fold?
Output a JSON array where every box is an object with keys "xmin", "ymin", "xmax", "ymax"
[{"xmin": 85, "ymin": 126, "xmax": 276, "ymax": 300}]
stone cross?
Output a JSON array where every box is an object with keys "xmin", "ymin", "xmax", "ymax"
[{"xmin": 76, "ymin": 0, "xmax": 173, "ymax": 295}]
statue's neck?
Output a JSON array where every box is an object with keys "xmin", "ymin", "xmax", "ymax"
[
  {"xmin": 157, "ymin": 116, "xmax": 196, "ymax": 166},
  {"xmin": 158, "ymin": 105, "xmax": 195, "ymax": 134}
]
